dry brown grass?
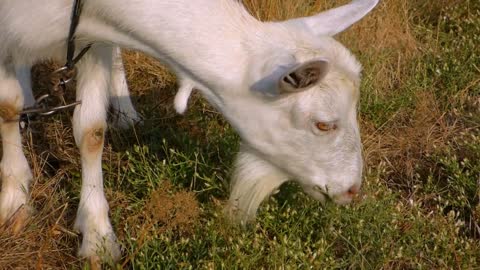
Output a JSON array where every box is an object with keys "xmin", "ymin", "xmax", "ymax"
[
  {"xmin": 1, "ymin": 0, "xmax": 472, "ymax": 268},
  {"xmin": 343, "ymin": 0, "xmax": 417, "ymax": 94},
  {"xmin": 119, "ymin": 181, "xmax": 200, "ymax": 268},
  {"xmin": 362, "ymin": 91, "xmax": 459, "ymax": 191},
  {"xmin": 121, "ymin": 51, "xmax": 176, "ymax": 97}
]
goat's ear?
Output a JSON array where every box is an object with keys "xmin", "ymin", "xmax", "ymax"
[
  {"xmin": 279, "ymin": 60, "xmax": 329, "ymax": 93},
  {"xmin": 287, "ymin": 0, "xmax": 379, "ymax": 36}
]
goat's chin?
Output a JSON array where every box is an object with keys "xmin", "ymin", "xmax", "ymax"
[
  {"xmin": 303, "ymin": 189, "xmax": 327, "ymax": 204},
  {"xmin": 332, "ymin": 195, "xmax": 353, "ymax": 205}
]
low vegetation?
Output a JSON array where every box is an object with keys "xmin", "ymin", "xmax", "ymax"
[{"xmin": 1, "ymin": 0, "xmax": 479, "ymax": 268}]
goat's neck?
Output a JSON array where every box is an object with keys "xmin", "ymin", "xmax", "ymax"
[{"xmin": 81, "ymin": 0, "xmax": 267, "ymax": 94}]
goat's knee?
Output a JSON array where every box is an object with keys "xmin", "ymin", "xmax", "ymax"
[
  {"xmin": 74, "ymin": 122, "xmax": 106, "ymax": 170},
  {"xmin": 0, "ymin": 83, "xmax": 23, "ymax": 123},
  {"xmin": 0, "ymin": 102, "xmax": 19, "ymax": 122},
  {"xmin": 80, "ymin": 124, "xmax": 105, "ymax": 155}
]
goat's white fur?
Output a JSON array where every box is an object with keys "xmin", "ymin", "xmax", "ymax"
[
  {"xmin": 174, "ymin": 78, "xmax": 195, "ymax": 114},
  {"xmin": 0, "ymin": 0, "xmax": 379, "ymax": 262}
]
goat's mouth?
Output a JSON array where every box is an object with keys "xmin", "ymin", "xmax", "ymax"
[{"xmin": 307, "ymin": 185, "xmax": 354, "ymax": 205}]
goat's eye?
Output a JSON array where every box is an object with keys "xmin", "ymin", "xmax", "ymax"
[{"xmin": 316, "ymin": 122, "xmax": 337, "ymax": 131}]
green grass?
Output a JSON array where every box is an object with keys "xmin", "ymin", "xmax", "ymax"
[{"xmin": 111, "ymin": 148, "xmax": 479, "ymax": 269}]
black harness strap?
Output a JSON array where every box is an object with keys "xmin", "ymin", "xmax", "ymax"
[{"xmin": 66, "ymin": 0, "xmax": 91, "ymax": 70}]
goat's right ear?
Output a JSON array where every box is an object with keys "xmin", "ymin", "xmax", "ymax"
[
  {"xmin": 286, "ymin": 0, "xmax": 379, "ymax": 36},
  {"xmin": 278, "ymin": 60, "xmax": 329, "ymax": 94}
]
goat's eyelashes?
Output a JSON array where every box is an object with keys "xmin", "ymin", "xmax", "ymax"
[{"xmin": 316, "ymin": 121, "xmax": 337, "ymax": 132}]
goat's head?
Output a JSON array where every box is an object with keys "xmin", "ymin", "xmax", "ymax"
[{"xmin": 224, "ymin": 0, "xmax": 379, "ymax": 217}]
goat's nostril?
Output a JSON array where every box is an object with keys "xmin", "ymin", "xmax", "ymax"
[{"xmin": 347, "ymin": 185, "xmax": 359, "ymax": 196}]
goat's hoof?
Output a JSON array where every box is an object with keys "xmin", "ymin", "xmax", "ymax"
[
  {"xmin": 77, "ymin": 230, "xmax": 122, "ymax": 265},
  {"xmin": 111, "ymin": 110, "xmax": 143, "ymax": 130},
  {"xmin": 86, "ymin": 254, "xmax": 120, "ymax": 270},
  {"xmin": 0, "ymin": 205, "xmax": 32, "ymax": 235},
  {"xmin": 87, "ymin": 256, "xmax": 102, "ymax": 270}
]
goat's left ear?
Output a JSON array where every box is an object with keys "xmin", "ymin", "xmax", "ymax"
[
  {"xmin": 286, "ymin": 0, "xmax": 379, "ymax": 36},
  {"xmin": 278, "ymin": 59, "xmax": 329, "ymax": 93}
]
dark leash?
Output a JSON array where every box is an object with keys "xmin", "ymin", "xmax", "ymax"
[{"xmin": 18, "ymin": 0, "xmax": 91, "ymax": 130}]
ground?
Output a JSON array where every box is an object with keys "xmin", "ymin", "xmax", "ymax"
[{"xmin": 0, "ymin": 0, "xmax": 479, "ymax": 269}]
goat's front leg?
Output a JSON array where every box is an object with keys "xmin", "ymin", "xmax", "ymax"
[
  {"xmin": 72, "ymin": 45, "xmax": 121, "ymax": 263},
  {"xmin": 0, "ymin": 62, "xmax": 33, "ymax": 233},
  {"xmin": 109, "ymin": 46, "xmax": 141, "ymax": 129}
]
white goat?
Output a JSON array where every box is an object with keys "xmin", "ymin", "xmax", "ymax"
[{"xmin": 0, "ymin": 0, "xmax": 379, "ymax": 263}]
